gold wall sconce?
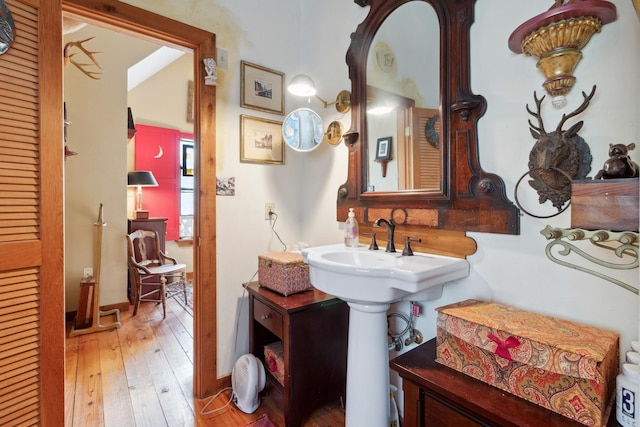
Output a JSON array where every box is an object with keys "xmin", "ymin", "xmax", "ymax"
[
  {"xmin": 325, "ymin": 120, "xmax": 344, "ymax": 145},
  {"xmin": 509, "ymin": 1, "xmax": 616, "ymax": 108},
  {"xmin": 288, "ymin": 74, "xmax": 351, "ymax": 113}
]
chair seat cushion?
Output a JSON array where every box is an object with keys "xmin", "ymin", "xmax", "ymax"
[{"xmin": 146, "ymin": 263, "xmax": 186, "ymax": 275}]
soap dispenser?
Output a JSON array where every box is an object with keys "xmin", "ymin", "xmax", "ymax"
[{"xmin": 344, "ymin": 208, "xmax": 359, "ymax": 247}]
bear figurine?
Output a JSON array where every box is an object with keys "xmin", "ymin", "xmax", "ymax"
[{"xmin": 595, "ymin": 143, "xmax": 639, "ymax": 179}]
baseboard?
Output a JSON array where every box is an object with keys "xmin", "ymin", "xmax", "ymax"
[
  {"xmin": 216, "ymin": 374, "xmax": 231, "ymax": 390},
  {"xmin": 65, "ymin": 301, "xmax": 130, "ymax": 323}
]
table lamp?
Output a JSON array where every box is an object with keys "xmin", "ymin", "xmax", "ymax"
[{"xmin": 127, "ymin": 171, "xmax": 158, "ymax": 219}]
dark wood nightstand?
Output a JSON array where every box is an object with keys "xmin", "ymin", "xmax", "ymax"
[{"xmin": 246, "ymin": 282, "xmax": 348, "ymax": 427}]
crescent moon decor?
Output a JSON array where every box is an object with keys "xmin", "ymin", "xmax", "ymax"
[
  {"xmin": 153, "ymin": 146, "xmax": 164, "ymax": 158},
  {"xmin": 0, "ymin": 0, "xmax": 16, "ymax": 55}
]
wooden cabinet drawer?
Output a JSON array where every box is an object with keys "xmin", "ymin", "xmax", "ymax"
[
  {"xmin": 253, "ymin": 298, "xmax": 283, "ymax": 338},
  {"xmin": 423, "ymin": 392, "xmax": 484, "ymax": 426}
]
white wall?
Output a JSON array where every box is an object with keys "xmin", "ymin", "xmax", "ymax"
[
  {"xmin": 121, "ymin": 0, "xmax": 638, "ymax": 398},
  {"xmin": 64, "ymin": 26, "xmax": 161, "ymax": 310}
]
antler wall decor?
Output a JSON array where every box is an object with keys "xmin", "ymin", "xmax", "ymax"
[
  {"xmin": 514, "ymin": 85, "xmax": 596, "ymax": 217},
  {"xmin": 64, "ymin": 37, "xmax": 102, "ymax": 80}
]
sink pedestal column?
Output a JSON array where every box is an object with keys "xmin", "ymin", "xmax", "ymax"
[{"xmin": 345, "ymin": 302, "xmax": 390, "ymax": 427}]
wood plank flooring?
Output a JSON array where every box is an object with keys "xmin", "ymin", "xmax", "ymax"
[{"xmin": 65, "ymin": 297, "xmax": 345, "ymax": 426}]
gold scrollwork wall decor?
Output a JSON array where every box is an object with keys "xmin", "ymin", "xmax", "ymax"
[{"xmin": 508, "ymin": 0, "xmax": 617, "ymax": 109}]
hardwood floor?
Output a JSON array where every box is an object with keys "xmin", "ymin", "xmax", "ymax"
[{"xmin": 65, "ymin": 297, "xmax": 345, "ymax": 426}]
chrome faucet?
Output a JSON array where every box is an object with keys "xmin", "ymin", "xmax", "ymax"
[{"xmin": 373, "ymin": 218, "xmax": 396, "ymax": 252}]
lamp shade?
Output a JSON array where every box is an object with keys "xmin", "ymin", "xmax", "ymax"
[
  {"xmin": 288, "ymin": 74, "xmax": 316, "ymax": 97},
  {"xmin": 127, "ymin": 171, "xmax": 158, "ymax": 187}
]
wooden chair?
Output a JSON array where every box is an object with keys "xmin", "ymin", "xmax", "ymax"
[{"xmin": 126, "ymin": 229, "xmax": 187, "ymax": 318}]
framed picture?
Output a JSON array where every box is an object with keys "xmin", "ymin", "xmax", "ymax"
[
  {"xmin": 375, "ymin": 137, "xmax": 392, "ymax": 160},
  {"xmin": 240, "ymin": 115, "xmax": 284, "ymax": 165},
  {"xmin": 241, "ymin": 61, "xmax": 285, "ymax": 115},
  {"xmin": 182, "ymin": 144, "xmax": 194, "ymax": 176}
]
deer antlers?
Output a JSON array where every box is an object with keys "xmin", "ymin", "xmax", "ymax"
[
  {"xmin": 526, "ymin": 85, "xmax": 597, "ymax": 137},
  {"xmin": 64, "ymin": 37, "xmax": 102, "ymax": 80},
  {"xmin": 526, "ymin": 92, "xmax": 547, "ymax": 137},
  {"xmin": 555, "ymin": 86, "xmax": 596, "ymax": 134}
]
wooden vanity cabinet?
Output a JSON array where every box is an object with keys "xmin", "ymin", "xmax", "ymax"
[
  {"xmin": 246, "ymin": 282, "xmax": 348, "ymax": 427},
  {"xmin": 390, "ymin": 339, "xmax": 620, "ymax": 427}
]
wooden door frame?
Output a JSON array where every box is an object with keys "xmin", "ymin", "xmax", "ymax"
[{"xmin": 62, "ymin": 0, "xmax": 218, "ymax": 398}]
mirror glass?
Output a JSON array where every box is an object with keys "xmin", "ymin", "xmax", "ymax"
[
  {"xmin": 366, "ymin": 2, "xmax": 440, "ymax": 192},
  {"xmin": 282, "ymin": 108, "xmax": 324, "ymax": 152}
]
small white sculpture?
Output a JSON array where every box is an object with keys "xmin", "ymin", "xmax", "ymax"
[{"xmin": 203, "ymin": 58, "xmax": 217, "ymax": 86}]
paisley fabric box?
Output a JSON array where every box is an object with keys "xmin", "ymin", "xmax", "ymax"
[
  {"xmin": 435, "ymin": 299, "xmax": 619, "ymax": 426},
  {"xmin": 264, "ymin": 341, "xmax": 285, "ymax": 386},
  {"xmin": 258, "ymin": 252, "xmax": 312, "ymax": 296}
]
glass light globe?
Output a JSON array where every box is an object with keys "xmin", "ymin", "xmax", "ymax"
[
  {"xmin": 288, "ymin": 74, "xmax": 316, "ymax": 97},
  {"xmin": 551, "ymin": 95, "xmax": 567, "ymax": 109}
]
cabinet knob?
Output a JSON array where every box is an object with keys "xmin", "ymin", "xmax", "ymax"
[{"xmin": 261, "ymin": 313, "xmax": 271, "ymax": 320}]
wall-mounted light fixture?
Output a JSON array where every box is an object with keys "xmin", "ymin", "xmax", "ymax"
[
  {"xmin": 127, "ymin": 171, "xmax": 158, "ymax": 219},
  {"xmin": 288, "ymin": 74, "xmax": 351, "ymax": 113},
  {"xmin": 508, "ymin": 0, "xmax": 616, "ymax": 109}
]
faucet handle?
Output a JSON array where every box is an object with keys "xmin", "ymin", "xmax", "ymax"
[
  {"xmin": 402, "ymin": 237, "xmax": 422, "ymax": 256},
  {"xmin": 363, "ymin": 232, "xmax": 379, "ymax": 250}
]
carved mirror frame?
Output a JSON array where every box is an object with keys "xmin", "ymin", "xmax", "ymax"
[{"xmin": 338, "ymin": 0, "xmax": 520, "ymax": 235}]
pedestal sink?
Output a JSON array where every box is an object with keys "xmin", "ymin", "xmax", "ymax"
[{"xmin": 301, "ymin": 244, "xmax": 470, "ymax": 427}]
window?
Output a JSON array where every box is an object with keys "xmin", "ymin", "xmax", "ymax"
[{"xmin": 179, "ymin": 138, "xmax": 194, "ymax": 238}]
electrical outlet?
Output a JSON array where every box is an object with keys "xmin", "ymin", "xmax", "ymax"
[
  {"xmin": 265, "ymin": 203, "xmax": 275, "ymax": 220},
  {"xmin": 83, "ymin": 267, "xmax": 93, "ymax": 278},
  {"xmin": 217, "ymin": 48, "xmax": 229, "ymax": 69}
]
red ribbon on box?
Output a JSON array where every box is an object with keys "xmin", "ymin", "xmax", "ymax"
[{"xmin": 488, "ymin": 333, "xmax": 520, "ymax": 361}]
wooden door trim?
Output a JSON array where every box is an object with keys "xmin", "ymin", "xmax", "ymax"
[
  {"xmin": 62, "ymin": 0, "xmax": 218, "ymax": 398},
  {"xmin": 41, "ymin": 1, "xmax": 65, "ymax": 424}
]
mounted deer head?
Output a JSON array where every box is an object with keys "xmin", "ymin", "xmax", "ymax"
[{"xmin": 526, "ymin": 85, "xmax": 595, "ymax": 211}]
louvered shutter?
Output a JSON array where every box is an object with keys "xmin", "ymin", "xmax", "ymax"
[
  {"xmin": 0, "ymin": 0, "xmax": 64, "ymax": 426},
  {"xmin": 409, "ymin": 107, "xmax": 441, "ymax": 190}
]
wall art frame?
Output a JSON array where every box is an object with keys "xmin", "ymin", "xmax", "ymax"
[
  {"xmin": 240, "ymin": 115, "xmax": 284, "ymax": 165},
  {"xmin": 240, "ymin": 60, "xmax": 285, "ymax": 115},
  {"xmin": 375, "ymin": 136, "xmax": 392, "ymax": 160}
]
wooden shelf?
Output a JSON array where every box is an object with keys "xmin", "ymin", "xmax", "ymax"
[{"xmin": 175, "ymin": 239, "xmax": 193, "ymax": 248}]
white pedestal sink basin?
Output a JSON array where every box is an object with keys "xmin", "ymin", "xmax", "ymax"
[{"xmin": 301, "ymin": 244, "xmax": 470, "ymax": 427}]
